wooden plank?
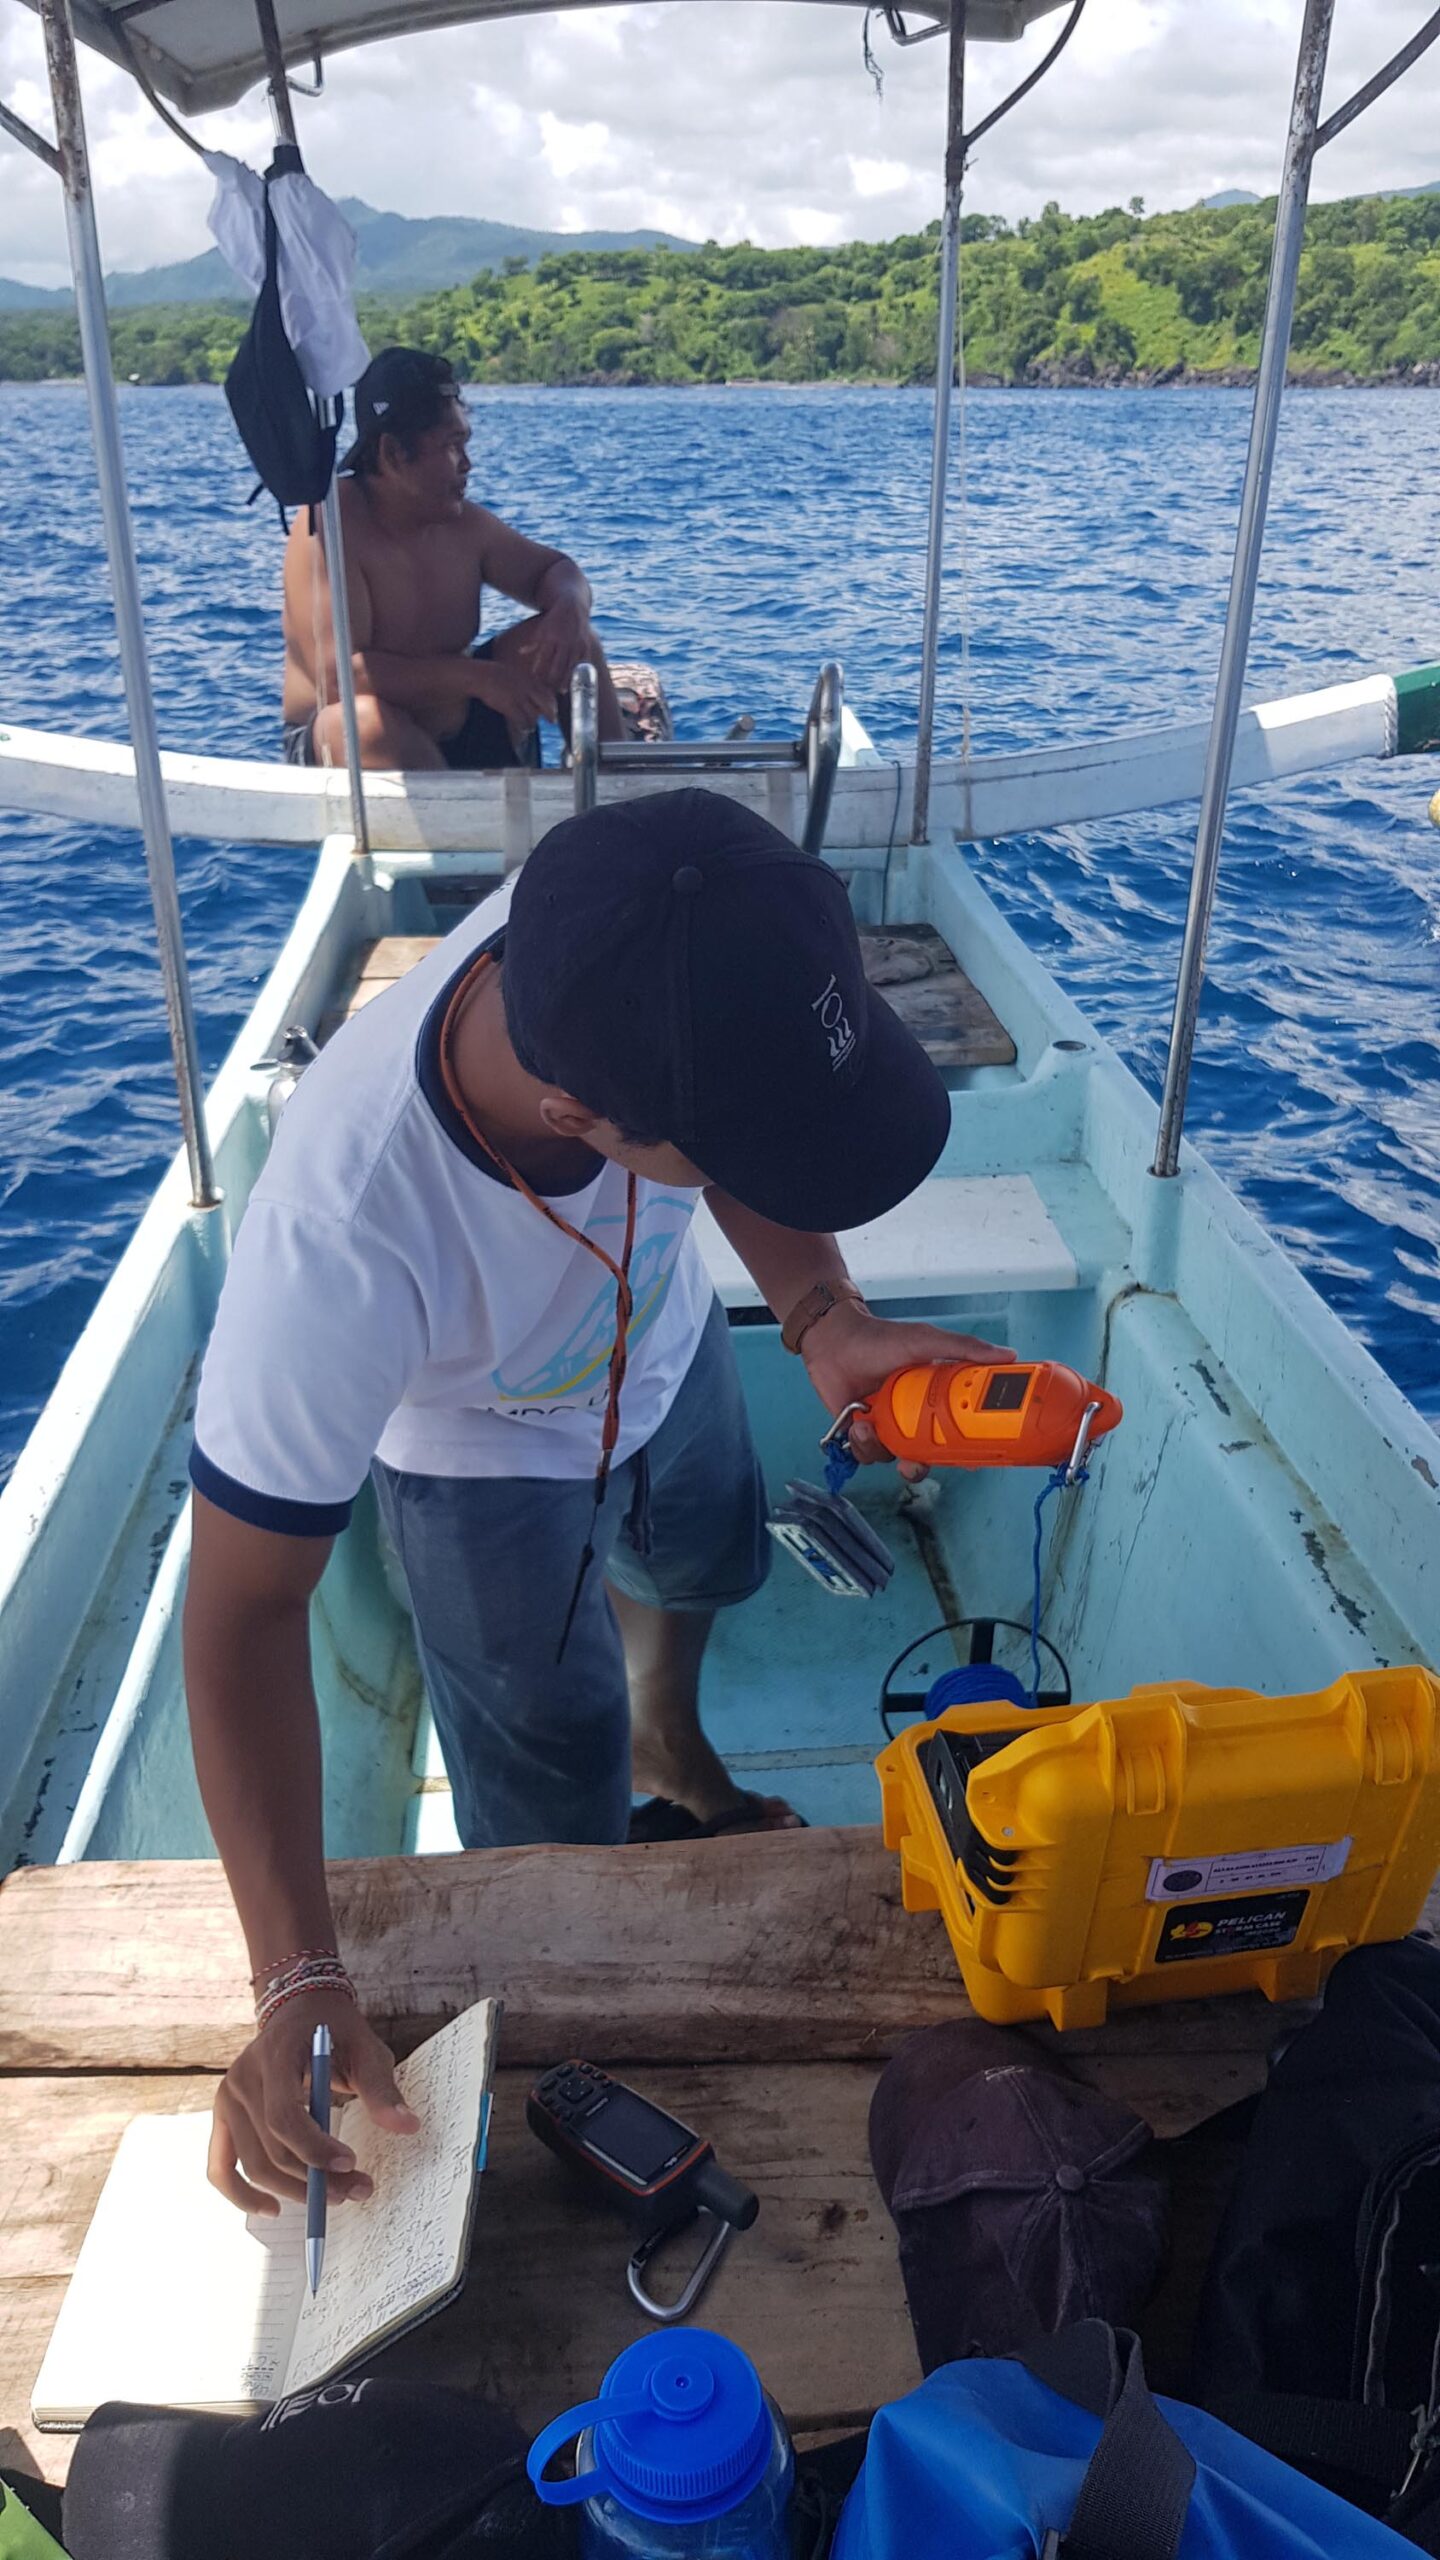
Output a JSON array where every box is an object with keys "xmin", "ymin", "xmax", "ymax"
[
  {"xmin": 859, "ymin": 925, "xmax": 1016, "ymax": 1069},
  {"xmin": 320, "ymin": 933, "xmax": 443, "ymax": 1042},
  {"xmin": 0, "ymin": 1832, "xmax": 1289, "ymax": 2097},
  {"xmin": 0, "ymin": 2064, "xmax": 915, "ymax": 2484},
  {"xmin": 331, "ymin": 928, "xmax": 1017, "ymax": 1067},
  {"xmin": 356, "ymin": 936, "xmax": 441, "ymax": 984}
]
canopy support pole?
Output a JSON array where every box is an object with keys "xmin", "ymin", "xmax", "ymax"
[
  {"xmin": 316, "ymin": 449, "xmax": 374, "ymax": 862},
  {"xmin": 37, "ymin": 0, "xmax": 219, "ymax": 1210},
  {"xmin": 255, "ymin": 0, "xmax": 372, "ymax": 862},
  {"xmin": 911, "ymin": 0, "xmax": 966, "ymax": 848},
  {"xmin": 1152, "ymin": 0, "xmax": 1334, "ymax": 1179}
]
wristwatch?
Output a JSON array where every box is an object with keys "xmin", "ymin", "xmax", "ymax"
[{"xmin": 781, "ymin": 1278, "xmax": 865, "ymax": 1357}]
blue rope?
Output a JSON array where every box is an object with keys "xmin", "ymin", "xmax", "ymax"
[
  {"xmin": 829, "ymin": 1428, "xmax": 1084, "ymax": 1708},
  {"xmin": 1028, "ymin": 1462, "xmax": 1086, "ymax": 1707}
]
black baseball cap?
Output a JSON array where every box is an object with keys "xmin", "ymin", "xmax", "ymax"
[
  {"xmin": 503, "ymin": 790, "xmax": 952, "ymax": 1232},
  {"xmin": 869, "ymin": 2020, "xmax": 1168, "ymax": 2372},
  {"xmin": 340, "ymin": 345, "xmax": 461, "ymax": 473}
]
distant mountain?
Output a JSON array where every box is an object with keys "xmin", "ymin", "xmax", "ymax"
[
  {"xmin": 0, "ymin": 201, "xmax": 697, "ymax": 313},
  {"xmin": 0, "ymin": 277, "xmax": 72, "ymax": 309},
  {"xmin": 1202, "ymin": 179, "xmax": 1439, "ymax": 211}
]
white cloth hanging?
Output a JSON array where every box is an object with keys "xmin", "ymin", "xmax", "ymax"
[{"xmin": 204, "ymin": 151, "xmax": 369, "ymax": 400}]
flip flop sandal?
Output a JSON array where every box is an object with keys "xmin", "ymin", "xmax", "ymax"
[
  {"xmin": 627, "ymin": 1796, "xmax": 706, "ymax": 1845},
  {"xmin": 692, "ymin": 1793, "xmax": 809, "ymax": 1840}
]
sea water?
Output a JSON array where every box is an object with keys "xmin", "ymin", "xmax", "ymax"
[{"xmin": 0, "ymin": 380, "xmax": 1436, "ymax": 1482}]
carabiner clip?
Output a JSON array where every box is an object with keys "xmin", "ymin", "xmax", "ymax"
[
  {"xmin": 627, "ymin": 2211, "xmax": 734, "ymax": 2325},
  {"xmin": 1064, "ymin": 1399, "xmax": 1103, "ymax": 1486}
]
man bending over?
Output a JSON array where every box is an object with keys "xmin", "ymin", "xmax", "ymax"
[{"xmin": 282, "ymin": 346, "xmax": 626, "ymax": 771}]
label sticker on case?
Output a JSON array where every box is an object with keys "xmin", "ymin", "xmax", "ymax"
[{"xmin": 1146, "ymin": 1839, "xmax": 1350, "ymax": 1903}]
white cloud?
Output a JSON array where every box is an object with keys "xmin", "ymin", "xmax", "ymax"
[
  {"xmin": 0, "ymin": 2, "xmax": 1435, "ymax": 288},
  {"xmin": 850, "ymin": 155, "xmax": 911, "ymax": 199},
  {"xmin": 539, "ymin": 109, "xmax": 612, "ymax": 182}
]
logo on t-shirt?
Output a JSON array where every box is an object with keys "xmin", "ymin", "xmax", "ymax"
[{"xmin": 491, "ymin": 1199, "xmax": 693, "ymax": 1405}]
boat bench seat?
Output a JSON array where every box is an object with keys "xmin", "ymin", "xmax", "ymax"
[
  {"xmin": 695, "ymin": 1175, "xmax": 1078, "ymax": 1306},
  {"xmin": 328, "ymin": 926, "xmax": 1017, "ymax": 1069}
]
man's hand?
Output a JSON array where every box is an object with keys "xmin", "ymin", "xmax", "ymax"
[
  {"xmin": 472, "ymin": 652, "xmax": 558, "ymax": 733},
  {"xmin": 209, "ymin": 1989, "xmax": 420, "ymax": 2216},
  {"xmin": 517, "ymin": 596, "xmax": 590, "ymax": 691},
  {"xmin": 801, "ymin": 1301, "xmax": 1014, "ymax": 1481}
]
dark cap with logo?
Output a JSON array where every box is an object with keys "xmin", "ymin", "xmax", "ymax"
[
  {"xmin": 340, "ymin": 345, "xmax": 461, "ymax": 473},
  {"xmin": 503, "ymin": 789, "xmax": 952, "ymax": 1233}
]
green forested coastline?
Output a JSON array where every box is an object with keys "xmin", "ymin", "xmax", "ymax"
[{"xmin": 4, "ymin": 192, "xmax": 1438, "ymax": 389}]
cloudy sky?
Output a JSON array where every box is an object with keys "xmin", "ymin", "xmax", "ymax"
[{"xmin": 1, "ymin": 1, "xmax": 1435, "ymax": 288}]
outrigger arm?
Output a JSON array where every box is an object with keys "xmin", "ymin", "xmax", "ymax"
[{"xmin": 7, "ymin": 0, "xmax": 221, "ymax": 1211}]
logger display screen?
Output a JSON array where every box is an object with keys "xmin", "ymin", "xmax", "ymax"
[{"xmin": 981, "ymin": 1368, "xmax": 1033, "ymax": 1412}]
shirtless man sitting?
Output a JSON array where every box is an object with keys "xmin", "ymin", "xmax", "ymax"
[{"xmin": 282, "ymin": 346, "xmax": 626, "ymax": 771}]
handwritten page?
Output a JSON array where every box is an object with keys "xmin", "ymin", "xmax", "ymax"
[
  {"xmin": 32, "ymin": 2113, "xmax": 306, "ymax": 2424},
  {"xmin": 31, "ymin": 1998, "xmax": 499, "ymax": 2430},
  {"xmin": 286, "ymin": 2001, "xmax": 497, "ymax": 2392}
]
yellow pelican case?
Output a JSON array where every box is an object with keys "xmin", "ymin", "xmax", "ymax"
[{"xmin": 876, "ymin": 1670, "xmax": 1440, "ymax": 2030}]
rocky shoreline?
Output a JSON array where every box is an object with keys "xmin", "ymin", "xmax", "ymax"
[{"xmin": 976, "ymin": 355, "xmax": 1440, "ymax": 391}]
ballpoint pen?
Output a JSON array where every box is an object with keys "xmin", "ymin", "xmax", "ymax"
[{"xmin": 307, "ymin": 2022, "xmax": 331, "ymax": 2295}]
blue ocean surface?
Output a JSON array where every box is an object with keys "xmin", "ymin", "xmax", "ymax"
[{"xmin": 0, "ymin": 381, "xmax": 1437, "ymax": 1482}]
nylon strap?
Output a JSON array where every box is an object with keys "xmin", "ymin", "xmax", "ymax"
[
  {"xmin": 1023, "ymin": 2325, "xmax": 1195, "ymax": 2560},
  {"xmin": 1204, "ymin": 2389, "xmax": 1418, "ymax": 2492}
]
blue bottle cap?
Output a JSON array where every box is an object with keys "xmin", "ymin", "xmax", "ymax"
[{"xmin": 527, "ymin": 2329, "xmax": 773, "ymax": 2522}]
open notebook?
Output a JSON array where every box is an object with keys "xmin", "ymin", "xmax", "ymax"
[{"xmin": 32, "ymin": 2000, "xmax": 499, "ymax": 2430}]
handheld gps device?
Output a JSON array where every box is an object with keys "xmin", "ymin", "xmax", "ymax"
[{"xmin": 528, "ymin": 2060, "xmax": 758, "ymax": 2324}]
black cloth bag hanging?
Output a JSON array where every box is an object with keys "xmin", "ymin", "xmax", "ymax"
[{"xmin": 224, "ymin": 146, "xmax": 338, "ymax": 523}]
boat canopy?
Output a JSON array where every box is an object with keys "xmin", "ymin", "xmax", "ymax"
[{"xmin": 29, "ymin": 0, "xmax": 1071, "ymax": 118}]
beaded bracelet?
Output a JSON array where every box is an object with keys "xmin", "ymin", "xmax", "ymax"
[
  {"xmin": 254, "ymin": 1951, "xmax": 356, "ymax": 2033},
  {"xmin": 256, "ymin": 1971, "xmax": 358, "ymax": 2034},
  {"xmin": 250, "ymin": 1945, "xmax": 339, "ymax": 1989}
]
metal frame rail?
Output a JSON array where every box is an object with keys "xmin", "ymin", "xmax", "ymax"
[
  {"xmin": 254, "ymin": 0, "xmax": 371, "ymax": 864},
  {"xmin": 1153, "ymin": 3, "xmax": 1440, "ymax": 1176},
  {"xmin": 569, "ymin": 663, "xmax": 843, "ymax": 857},
  {"xmin": 911, "ymin": 0, "xmax": 966, "ymax": 850}
]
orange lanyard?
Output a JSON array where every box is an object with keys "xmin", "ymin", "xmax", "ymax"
[{"xmin": 437, "ymin": 950, "xmax": 639, "ymax": 1488}]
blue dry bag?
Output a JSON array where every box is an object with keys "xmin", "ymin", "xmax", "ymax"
[{"xmin": 833, "ymin": 2323, "xmax": 1421, "ymax": 2560}]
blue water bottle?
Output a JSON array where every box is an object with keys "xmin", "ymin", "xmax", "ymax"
[{"xmin": 527, "ymin": 2330, "xmax": 794, "ymax": 2560}]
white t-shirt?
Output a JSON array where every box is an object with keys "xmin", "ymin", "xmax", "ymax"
[{"xmin": 191, "ymin": 883, "xmax": 715, "ymax": 1534}]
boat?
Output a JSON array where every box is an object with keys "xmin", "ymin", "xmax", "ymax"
[{"xmin": 0, "ymin": 0, "xmax": 1437, "ymax": 1888}]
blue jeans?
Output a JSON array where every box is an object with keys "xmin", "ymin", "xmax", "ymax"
[{"xmin": 372, "ymin": 1298, "xmax": 769, "ymax": 1849}]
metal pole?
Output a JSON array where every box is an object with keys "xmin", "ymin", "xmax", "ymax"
[
  {"xmin": 318, "ymin": 468, "xmax": 372, "ymax": 856},
  {"xmin": 256, "ymin": 0, "xmax": 371, "ymax": 858},
  {"xmin": 911, "ymin": 0, "xmax": 966, "ymax": 847},
  {"xmin": 39, "ymin": 0, "xmax": 219, "ymax": 1209},
  {"xmin": 1153, "ymin": 0, "xmax": 1334, "ymax": 1178},
  {"xmin": 571, "ymin": 662, "xmax": 599, "ymax": 814}
]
